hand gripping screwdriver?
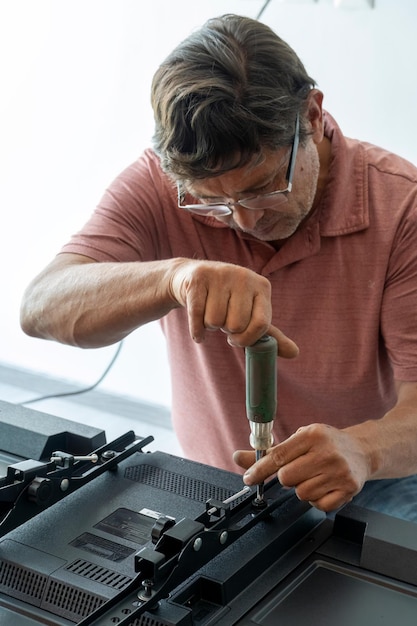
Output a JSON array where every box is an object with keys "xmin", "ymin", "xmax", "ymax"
[{"xmin": 245, "ymin": 335, "xmax": 278, "ymax": 505}]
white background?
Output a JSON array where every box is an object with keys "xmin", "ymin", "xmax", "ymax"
[{"xmin": 1, "ymin": 0, "xmax": 416, "ymax": 409}]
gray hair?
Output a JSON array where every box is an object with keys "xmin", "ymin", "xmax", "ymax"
[{"xmin": 151, "ymin": 14, "xmax": 315, "ymax": 181}]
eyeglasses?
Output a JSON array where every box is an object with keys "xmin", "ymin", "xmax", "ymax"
[{"xmin": 177, "ymin": 112, "xmax": 300, "ymax": 217}]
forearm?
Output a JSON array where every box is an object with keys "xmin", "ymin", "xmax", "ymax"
[
  {"xmin": 345, "ymin": 381, "xmax": 417, "ymax": 479},
  {"xmin": 21, "ymin": 252, "xmax": 300, "ymax": 355},
  {"xmin": 20, "ymin": 255, "xmax": 183, "ymax": 348}
]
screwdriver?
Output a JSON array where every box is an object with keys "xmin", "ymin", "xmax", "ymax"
[{"xmin": 245, "ymin": 335, "xmax": 278, "ymax": 506}]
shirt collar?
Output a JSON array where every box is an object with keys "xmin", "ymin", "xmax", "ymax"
[{"xmin": 318, "ymin": 111, "xmax": 369, "ymax": 236}]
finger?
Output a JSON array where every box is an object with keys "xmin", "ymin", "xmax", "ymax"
[
  {"xmin": 222, "ymin": 290, "xmax": 255, "ymax": 335},
  {"xmin": 309, "ymin": 489, "xmax": 353, "ymax": 513},
  {"xmin": 242, "ymin": 451, "xmax": 282, "ymax": 486},
  {"xmin": 227, "ymin": 324, "xmax": 299, "ymax": 358},
  {"xmin": 242, "ymin": 433, "xmax": 311, "ymax": 486},
  {"xmin": 292, "ymin": 473, "xmax": 332, "ymax": 503},
  {"xmin": 233, "ymin": 449, "xmax": 256, "ymax": 470},
  {"xmin": 203, "ymin": 289, "xmax": 231, "ymax": 330},
  {"xmin": 186, "ymin": 286, "xmax": 209, "ymax": 342},
  {"xmin": 225, "ymin": 299, "xmax": 270, "ymax": 347},
  {"xmin": 267, "ymin": 325, "xmax": 299, "ymax": 359}
]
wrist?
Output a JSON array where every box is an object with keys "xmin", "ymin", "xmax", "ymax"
[{"xmin": 344, "ymin": 419, "xmax": 383, "ymax": 480}]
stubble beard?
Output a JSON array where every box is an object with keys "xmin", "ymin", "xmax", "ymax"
[{"xmin": 239, "ymin": 145, "xmax": 321, "ymax": 242}]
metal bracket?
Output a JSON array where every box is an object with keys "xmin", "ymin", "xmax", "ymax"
[{"xmin": 0, "ymin": 431, "xmax": 154, "ymax": 537}]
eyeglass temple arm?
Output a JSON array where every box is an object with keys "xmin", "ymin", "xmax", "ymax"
[{"xmin": 286, "ymin": 112, "xmax": 300, "ymax": 192}]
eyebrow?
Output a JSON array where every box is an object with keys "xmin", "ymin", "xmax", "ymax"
[
  {"xmin": 188, "ymin": 149, "xmax": 290, "ymax": 200},
  {"xmin": 193, "ymin": 175, "xmax": 275, "ymax": 201}
]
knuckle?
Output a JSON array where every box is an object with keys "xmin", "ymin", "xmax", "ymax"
[
  {"xmin": 270, "ymin": 446, "xmax": 287, "ymax": 467},
  {"xmin": 297, "ymin": 423, "xmax": 334, "ymax": 449},
  {"xmin": 303, "ymin": 423, "xmax": 328, "ymax": 437},
  {"xmin": 225, "ymin": 320, "xmax": 247, "ymax": 334},
  {"xmin": 276, "ymin": 464, "xmax": 292, "ymax": 487},
  {"xmin": 294, "ymin": 484, "xmax": 309, "ymax": 501},
  {"xmin": 260, "ymin": 275, "xmax": 272, "ymax": 294}
]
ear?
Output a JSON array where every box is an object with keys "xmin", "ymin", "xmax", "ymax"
[{"xmin": 305, "ymin": 89, "xmax": 324, "ymax": 144}]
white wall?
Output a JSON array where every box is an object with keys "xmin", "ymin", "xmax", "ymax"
[{"xmin": 1, "ymin": 0, "xmax": 416, "ymax": 409}]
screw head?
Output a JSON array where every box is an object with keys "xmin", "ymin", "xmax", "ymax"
[
  {"xmin": 193, "ymin": 537, "xmax": 203, "ymax": 551},
  {"xmin": 60, "ymin": 478, "xmax": 70, "ymax": 492},
  {"xmin": 102, "ymin": 450, "xmax": 116, "ymax": 460},
  {"xmin": 219, "ymin": 531, "xmax": 228, "ymax": 545}
]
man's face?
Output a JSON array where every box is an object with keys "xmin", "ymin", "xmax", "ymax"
[{"xmin": 185, "ymin": 137, "xmax": 320, "ymax": 242}]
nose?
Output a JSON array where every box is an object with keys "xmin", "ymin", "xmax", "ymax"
[{"xmin": 231, "ymin": 206, "xmax": 264, "ymax": 231}]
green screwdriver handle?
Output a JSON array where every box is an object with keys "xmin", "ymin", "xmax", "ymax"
[{"xmin": 245, "ymin": 335, "xmax": 278, "ymax": 424}]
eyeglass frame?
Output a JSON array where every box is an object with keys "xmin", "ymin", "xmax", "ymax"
[{"xmin": 177, "ymin": 111, "xmax": 300, "ymax": 216}]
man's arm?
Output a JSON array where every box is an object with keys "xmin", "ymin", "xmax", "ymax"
[
  {"xmin": 20, "ymin": 252, "xmax": 299, "ymax": 354},
  {"xmin": 20, "ymin": 253, "xmax": 184, "ymax": 347},
  {"xmin": 234, "ymin": 380, "xmax": 417, "ymax": 512}
]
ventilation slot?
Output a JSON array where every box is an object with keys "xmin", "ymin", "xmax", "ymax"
[
  {"xmin": 124, "ymin": 464, "xmax": 234, "ymax": 503},
  {"xmin": 0, "ymin": 559, "xmax": 47, "ymax": 603},
  {"xmin": 66, "ymin": 559, "xmax": 132, "ymax": 590},
  {"xmin": 42, "ymin": 579, "xmax": 105, "ymax": 620}
]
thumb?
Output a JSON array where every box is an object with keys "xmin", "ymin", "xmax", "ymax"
[{"xmin": 268, "ymin": 325, "xmax": 299, "ymax": 359}]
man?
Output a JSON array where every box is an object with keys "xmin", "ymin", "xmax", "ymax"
[{"xmin": 20, "ymin": 15, "xmax": 417, "ymax": 520}]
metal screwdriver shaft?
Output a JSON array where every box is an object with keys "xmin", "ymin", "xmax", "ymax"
[{"xmin": 255, "ymin": 450, "xmax": 265, "ymax": 502}]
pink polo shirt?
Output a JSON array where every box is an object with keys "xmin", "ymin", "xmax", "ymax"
[{"xmin": 61, "ymin": 113, "xmax": 417, "ymax": 473}]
